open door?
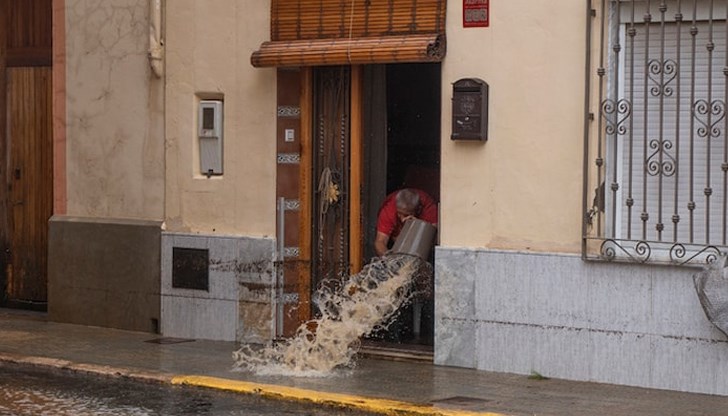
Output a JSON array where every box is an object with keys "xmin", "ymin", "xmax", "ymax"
[
  {"xmin": 361, "ymin": 63, "xmax": 441, "ymax": 352},
  {"xmin": 306, "ymin": 63, "xmax": 442, "ymax": 351},
  {"xmin": 311, "ymin": 66, "xmax": 352, "ymax": 291},
  {"xmin": 275, "ymin": 66, "xmax": 359, "ymax": 337},
  {"xmin": 277, "ymin": 63, "xmax": 441, "ymax": 357},
  {"xmin": 261, "ymin": 0, "xmax": 446, "ymax": 348}
]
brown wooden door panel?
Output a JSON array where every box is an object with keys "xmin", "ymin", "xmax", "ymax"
[
  {"xmin": 5, "ymin": 0, "xmax": 52, "ymax": 50},
  {"xmin": 0, "ymin": 0, "xmax": 53, "ymax": 305},
  {"xmin": 277, "ymin": 66, "xmax": 364, "ymax": 335},
  {"xmin": 312, "ymin": 66, "xmax": 351, "ymax": 291},
  {"xmin": 6, "ymin": 66, "xmax": 52, "ymax": 302}
]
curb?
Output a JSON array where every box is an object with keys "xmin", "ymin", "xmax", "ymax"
[
  {"xmin": 0, "ymin": 352, "xmax": 171, "ymax": 384},
  {"xmin": 0, "ymin": 352, "xmax": 505, "ymax": 416},
  {"xmin": 173, "ymin": 375, "xmax": 506, "ymax": 416}
]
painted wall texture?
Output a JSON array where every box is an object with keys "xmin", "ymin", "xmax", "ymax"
[
  {"xmin": 52, "ymin": 0, "xmax": 728, "ymax": 396},
  {"xmin": 160, "ymin": 0, "xmax": 588, "ymax": 251},
  {"xmin": 164, "ymin": 0, "xmax": 276, "ymax": 236},
  {"xmin": 440, "ymin": 0, "xmax": 586, "ymax": 254},
  {"xmin": 65, "ymin": 0, "xmax": 164, "ymax": 220},
  {"xmin": 161, "ymin": 0, "xmax": 587, "ymax": 250}
]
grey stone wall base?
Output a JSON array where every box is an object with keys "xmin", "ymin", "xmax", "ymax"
[
  {"xmin": 161, "ymin": 232, "xmax": 275, "ymax": 342},
  {"xmin": 48, "ymin": 216, "xmax": 162, "ymax": 333},
  {"xmin": 434, "ymin": 247, "xmax": 728, "ymax": 396}
]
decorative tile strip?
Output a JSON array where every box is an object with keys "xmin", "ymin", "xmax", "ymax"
[
  {"xmin": 284, "ymin": 247, "xmax": 300, "ymax": 258},
  {"xmin": 277, "ymin": 153, "xmax": 300, "ymax": 164},
  {"xmin": 277, "ymin": 106, "xmax": 300, "ymax": 118},
  {"xmin": 282, "ymin": 293, "xmax": 299, "ymax": 304},
  {"xmin": 284, "ymin": 199, "xmax": 300, "ymax": 211}
]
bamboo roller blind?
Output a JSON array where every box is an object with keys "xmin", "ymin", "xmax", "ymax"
[{"xmin": 252, "ymin": 0, "xmax": 446, "ymax": 67}]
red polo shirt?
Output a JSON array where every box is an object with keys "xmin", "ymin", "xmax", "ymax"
[{"xmin": 376, "ymin": 189, "xmax": 438, "ymax": 239}]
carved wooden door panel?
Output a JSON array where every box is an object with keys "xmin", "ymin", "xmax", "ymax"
[{"xmin": 311, "ymin": 66, "xmax": 351, "ymax": 294}]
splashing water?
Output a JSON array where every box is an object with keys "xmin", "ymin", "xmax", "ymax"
[{"xmin": 232, "ymin": 254, "xmax": 432, "ymax": 376}]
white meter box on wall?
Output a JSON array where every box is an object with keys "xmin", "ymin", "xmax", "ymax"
[{"xmin": 198, "ymin": 100, "xmax": 223, "ymax": 176}]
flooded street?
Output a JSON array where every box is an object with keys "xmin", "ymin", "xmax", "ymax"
[
  {"xmin": 233, "ymin": 254, "xmax": 427, "ymax": 376},
  {"xmin": 0, "ymin": 363, "xmax": 376, "ymax": 416}
]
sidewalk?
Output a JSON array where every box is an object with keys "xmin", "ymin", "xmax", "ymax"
[{"xmin": 1, "ymin": 309, "xmax": 727, "ymax": 416}]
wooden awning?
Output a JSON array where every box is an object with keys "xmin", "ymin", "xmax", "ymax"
[
  {"xmin": 251, "ymin": 33, "xmax": 445, "ymax": 68},
  {"xmin": 252, "ymin": 0, "xmax": 446, "ymax": 68}
]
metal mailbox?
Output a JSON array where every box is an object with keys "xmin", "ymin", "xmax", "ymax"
[{"xmin": 451, "ymin": 78, "xmax": 488, "ymax": 141}]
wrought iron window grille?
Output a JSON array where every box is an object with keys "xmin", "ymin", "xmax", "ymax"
[{"xmin": 584, "ymin": 0, "xmax": 728, "ymax": 266}]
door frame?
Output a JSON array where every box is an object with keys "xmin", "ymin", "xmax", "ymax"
[
  {"xmin": 294, "ymin": 63, "xmax": 441, "ymax": 351},
  {"xmin": 0, "ymin": 3, "xmax": 8, "ymax": 302}
]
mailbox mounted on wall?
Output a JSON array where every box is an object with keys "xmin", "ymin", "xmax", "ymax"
[{"xmin": 451, "ymin": 78, "xmax": 488, "ymax": 141}]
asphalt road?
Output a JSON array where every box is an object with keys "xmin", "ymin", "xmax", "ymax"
[{"xmin": 0, "ymin": 362, "xmax": 378, "ymax": 416}]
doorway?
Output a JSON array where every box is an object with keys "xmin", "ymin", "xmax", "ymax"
[
  {"xmin": 361, "ymin": 63, "xmax": 441, "ymax": 351},
  {"xmin": 293, "ymin": 63, "xmax": 441, "ymax": 353}
]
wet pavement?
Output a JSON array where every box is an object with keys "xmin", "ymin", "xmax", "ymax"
[
  {"xmin": 2, "ymin": 308, "xmax": 728, "ymax": 415},
  {"xmin": 0, "ymin": 362, "xmax": 375, "ymax": 415}
]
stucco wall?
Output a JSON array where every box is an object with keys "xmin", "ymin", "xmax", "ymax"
[
  {"xmin": 164, "ymin": 0, "xmax": 276, "ymax": 236},
  {"xmin": 161, "ymin": 0, "xmax": 587, "ymax": 246},
  {"xmin": 440, "ymin": 1, "xmax": 586, "ymax": 254},
  {"xmin": 65, "ymin": 0, "xmax": 164, "ymax": 220}
]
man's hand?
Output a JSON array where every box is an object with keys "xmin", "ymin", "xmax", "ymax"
[{"xmin": 374, "ymin": 231, "xmax": 391, "ymax": 257}]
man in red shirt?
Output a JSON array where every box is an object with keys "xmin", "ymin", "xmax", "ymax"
[{"xmin": 374, "ymin": 188, "xmax": 438, "ymax": 257}]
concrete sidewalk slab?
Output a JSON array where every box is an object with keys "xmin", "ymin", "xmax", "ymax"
[{"xmin": 1, "ymin": 309, "xmax": 727, "ymax": 415}]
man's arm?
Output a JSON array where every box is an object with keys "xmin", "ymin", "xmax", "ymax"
[{"xmin": 374, "ymin": 231, "xmax": 390, "ymax": 257}]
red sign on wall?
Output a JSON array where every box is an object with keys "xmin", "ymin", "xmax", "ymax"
[{"xmin": 463, "ymin": 0, "xmax": 489, "ymax": 28}]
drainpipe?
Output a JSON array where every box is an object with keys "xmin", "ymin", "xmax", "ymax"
[
  {"xmin": 276, "ymin": 197, "xmax": 285, "ymax": 338},
  {"xmin": 149, "ymin": 0, "xmax": 164, "ymax": 78}
]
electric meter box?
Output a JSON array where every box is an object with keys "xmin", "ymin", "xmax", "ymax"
[{"xmin": 198, "ymin": 100, "xmax": 223, "ymax": 176}]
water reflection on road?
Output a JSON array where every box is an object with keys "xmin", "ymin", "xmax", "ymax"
[{"xmin": 0, "ymin": 363, "xmax": 375, "ymax": 415}]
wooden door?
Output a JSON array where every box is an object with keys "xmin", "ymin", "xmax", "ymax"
[
  {"xmin": 0, "ymin": 0, "xmax": 53, "ymax": 306},
  {"xmin": 311, "ymin": 66, "xmax": 352, "ymax": 291},
  {"xmin": 6, "ymin": 67, "xmax": 52, "ymax": 303},
  {"xmin": 278, "ymin": 65, "xmax": 363, "ymax": 332}
]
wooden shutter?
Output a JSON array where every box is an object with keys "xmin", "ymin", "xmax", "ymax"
[{"xmin": 252, "ymin": 0, "xmax": 446, "ymax": 67}]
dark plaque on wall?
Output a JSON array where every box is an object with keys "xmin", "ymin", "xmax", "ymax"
[
  {"xmin": 451, "ymin": 78, "xmax": 488, "ymax": 141},
  {"xmin": 172, "ymin": 247, "xmax": 209, "ymax": 291}
]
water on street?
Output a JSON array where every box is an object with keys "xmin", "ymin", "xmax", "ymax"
[
  {"xmin": 0, "ymin": 363, "xmax": 378, "ymax": 416},
  {"xmin": 234, "ymin": 254, "xmax": 430, "ymax": 376}
]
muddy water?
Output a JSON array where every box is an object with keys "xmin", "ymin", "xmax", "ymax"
[{"xmin": 232, "ymin": 254, "xmax": 430, "ymax": 376}]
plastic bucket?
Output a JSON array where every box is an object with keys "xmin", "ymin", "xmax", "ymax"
[{"xmin": 390, "ymin": 218, "xmax": 437, "ymax": 260}]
